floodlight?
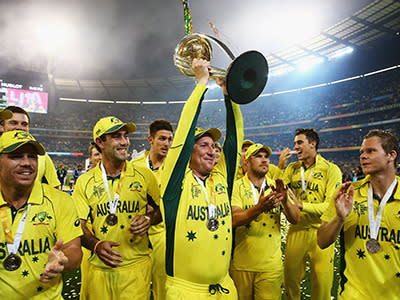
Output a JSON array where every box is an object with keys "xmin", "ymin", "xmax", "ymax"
[
  {"xmin": 296, "ymin": 56, "xmax": 324, "ymax": 72},
  {"xmin": 329, "ymin": 47, "xmax": 354, "ymax": 60},
  {"xmin": 35, "ymin": 23, "xmax": 71, "ymax": 53}
]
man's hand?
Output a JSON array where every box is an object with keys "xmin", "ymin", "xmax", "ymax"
[
  {"xmin": 256, "ymin": 190, "xmax": 281, "ymax": 212},
  {"xmin": 39, "ymin": 239, "xmax": 68, "ymax": 282},
  {"xmin": 271, "ymin": 178, "xmax": 288, "ymax": 203},
  {"xmin": 287, "ymin": 187, "xmax": 303, "ymax": 210},
  {"xmin": 192, "ymin": 58, "xmax": 210, "ymax": 86},
  {"xmin": 95, "ymin": 241, "xmax": 122, "ymax": 267},
  {"xmin": 215, "ymin": 78, "xmax": 228, "ymax": 95},
  {"xmin": 278, "ymin": 148, "xmax": 292, "ymax": 170},
  {"xmin": 335, "ymin": 182, "xmax": 354, "ymax": 221},
  {"xmin": 129, "ymin": 215, "xmax": 151, "ymax": 236}
]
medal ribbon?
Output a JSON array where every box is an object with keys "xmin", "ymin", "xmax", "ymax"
[
  {"xmin": 0, "ymin": 206, "xmax": 13, "ymax": 244},
  {"xmin": 2, "ymin": 204, "xmax": 31, "ymax": 255},
  {"xmin": 367, "ymin": 178, "xmax": 397, "ymax": 241},
  {"xmin": 145, "ymin": 153, "xmax": 151, "ymax": 169},
  {"xmin": 194, "ymin": 174, "xmax": 216, "ymax": 219},
  {"xmin": 249, "ymin": 178, "xmax": 266, "ymax": 205},
  {"xmin": 100, "ymin": 162, "xmax": 126, "ymax": 216},
  {"xmin": 300, "ymin": 166, "xmax": 314, "ymax": 194}
]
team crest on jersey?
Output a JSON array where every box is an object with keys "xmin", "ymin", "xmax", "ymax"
[
  {"xmin": 191, "ymin": 183, "xmax": 201, "ymax": 199},
  {"xmin": 215, "ymin": 183, "xmax": 226, "ymax": 195},
  {"xmin": 93, "ymin": 185, "xmax": 105, "ymax": 198},
  {"xmin": 129, "ymin": 181, "xmax": 142, "ymax": 192},
  {"xmin": 313, "ymin": 172, "xmax": 323, "ymax": 180},
  {"xmin": 244, "ymin": 189, "xmax": 252, "ymax": 200},
  {"xmin": 31, "ymin": 211, "xmax": 52, "ymax": 225},
  {"xmin": 353, "ymin": 200, "xmax": 368, "ymax": 216}
]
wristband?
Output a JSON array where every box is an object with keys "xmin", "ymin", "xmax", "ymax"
[{"xmin": 93, "ymin": 240, "xmax": 103, "ymax": 254}]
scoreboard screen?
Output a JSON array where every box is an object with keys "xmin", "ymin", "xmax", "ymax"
[{"xmin": 0, "ymin": 69, "xmax": 49, "ymax": 114}]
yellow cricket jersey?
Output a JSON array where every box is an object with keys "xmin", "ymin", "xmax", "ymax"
[
  {"xmin": 73, "ymin": 160, "xmax": 160, "ymax": 268},
  {"xmin": 283, "ymin": 154, "xmax": 342, "ymax": 228},
  {"xmin": 0, "ymin": 183, "xmax": 82, "ymax": 299},
  {"xmin": 159, "ymin": 84, "xmax": 243, "ymax": 284},
  {"xmin": 321, "ymin": 175, "xmax": 400, "ymax": 299},
  {"xmin": 268, "ymin": 163, "xmax": 284, "ymax": 180},
  {"xmin": 132, "ymin": 151, "xmax": 164, "ymax": 235},
  {"xmin": 37, "ymin": 154, "xmax": 60, "ymax": 188},
  {"xmin": 230, "ymin": 174, "xmax": 282, "ymax": 272},
  {"xmin": 235, "ymin": 163, "xmax": 282, "ymax": 181}
]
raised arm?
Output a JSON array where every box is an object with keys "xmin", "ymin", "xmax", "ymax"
[
  {"xmin": 160, "ymin": 59, "xmax": 210, "ymax": 202},
  {"xmin": 214, "ymin": 78, "xmax": 244, "ymax": 198},
  {"xmin": 317, "ymin": 182, "xmax": 354, "ymax": 249}
]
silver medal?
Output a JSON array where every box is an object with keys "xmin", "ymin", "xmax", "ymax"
[
  {"xmin": 3, "ymin": 254, "xmax": 22, "ymax": 271},
  {"xmin": 207, "ymin": 217, "xmax": 219, "ymax": 231},
  {"xmin": 366, "ymin": 238, "xmax": 380, "ymax": 253},
  {"xmin": 106, "ymin": 213, "xmax": 118, "ymax": 226}
]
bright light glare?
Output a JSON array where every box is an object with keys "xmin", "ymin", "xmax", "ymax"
[
  {"xmin": 329, "ymin": 47, "xmax": 354, "ymax": 59},
  {"xmin": 296, "ymin": 56, "xmax": 324, "ymax": 72},
  {"xmin": 270, "ymin": 66, "xmax": 295, "ymax": 77},
  {"xmin": 266, "ymin": 10, "xmax": 323, "ymax": 46},
  {"xmin": 35, "ymin": 23, "xmax": 71, "ymax": 53}
]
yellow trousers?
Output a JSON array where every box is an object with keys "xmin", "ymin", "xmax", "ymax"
[
  {"xmin": 165, "ymin": 273, "xmax": 237, "ymax": 300},
  {"xmin": 83, "ymin": 256, "xmax": 151, "ymax": 300},
  {"xmin": 284, "ymin": 227, "xmax": 334, "ymax": 300},
  {"xmin": 230, "ymin": 269, "xmax": 283, "ymax": 300}
]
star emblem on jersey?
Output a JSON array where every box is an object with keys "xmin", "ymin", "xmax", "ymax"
[
  {"xmin": 22, "ymin": 270, "xmax": 29, "ymax": 277},
  {"xmin": 356, "ymin": 249, "xmax": 366, "ymax": 259},
  {"xmin": 186, "ymin": 230, "xmax": 197, "ymax": 241},
  {"xmin": 384, "ymin": 254, "xmax": 390, "ymax": 260},
  {"xmin": 213, "ymin": 234, "xmax": 218, "ymax": 240},
  {"xmin": 32, "ymin": 256, "xmax": 39, "ymax": 263},
  {"xmin": 396, "ymin": 272, "xmax": 400, "ymax": 278},
  {"xmin": 37, "ymin": 286, "xmax": 43, "ymax": 292},
  {"xmin": 100, "ymin": 225, "xmax": 108, "ymax": 234},
  {"xmin": 353, "ymin": 200, "xmax": 368, "ymax": 216}
]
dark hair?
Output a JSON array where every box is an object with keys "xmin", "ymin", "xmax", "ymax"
[
  {"xmin": 149, "ymin": 119, "xmax": 173, "ymax": 137},
  {"xmin": 4, "ymin": 106, "xmax": 30, "ymax": 123},
  {"xmin": 94, "ymin": 136, "xmax": 107, "ymax": 153},
  {"xmin": 364, "ymin": 129, "xmax": 399, "ymax": 165},
  {"xmin": 295, "ymin": 128, "xmax": 320, "ymax": 150}
]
